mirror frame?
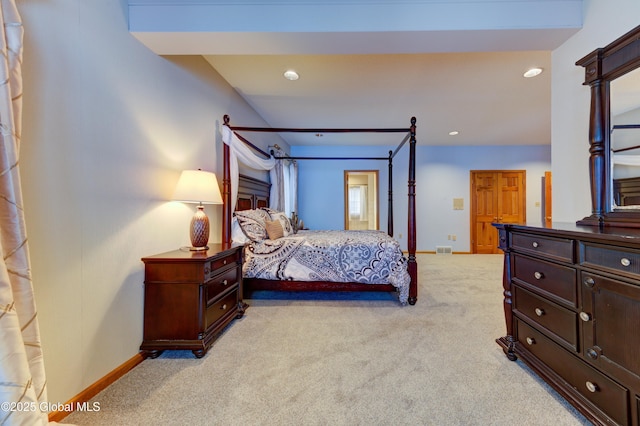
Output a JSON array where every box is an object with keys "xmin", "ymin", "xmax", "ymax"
[{"xmin": 576, "ymin": 25, "xmax": 640, "ymax": 227}]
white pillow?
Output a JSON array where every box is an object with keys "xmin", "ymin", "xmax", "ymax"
[{"xmin": 231, "ymin": 217, "xmax": 249, "ymax": 244}]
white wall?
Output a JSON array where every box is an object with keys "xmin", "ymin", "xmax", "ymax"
[
  {"xmin": 294, "ymin": 145, "xmax": 392, "ymax": 232},
  {"xmin": 551, "ymin": 0, "xmax": 640, "ymax": 221},
  {"xmin": 18, "ymin": 0, "xmax": 285, "ymax": 407},
  {"xmin": 417, "ymin": 145, "xmax": 550, "ymax": 252},
  {"xmin": 294, "ymin": 144, "xmax": 551, "ymax": 252}
]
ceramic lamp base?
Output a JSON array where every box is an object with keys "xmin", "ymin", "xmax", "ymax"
[{"xmin": 190, "ymin": 205, "xmax": 209, "ymax": 250}]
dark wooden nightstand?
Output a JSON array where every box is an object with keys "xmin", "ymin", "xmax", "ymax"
[{"xmin": 140, "ymin": 243, "xmax": 246, "ymax": 358}]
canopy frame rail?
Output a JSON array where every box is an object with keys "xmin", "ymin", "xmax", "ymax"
[{"xmin": 222, "ymin": 114, "xmax": 411, "ymax": 237}]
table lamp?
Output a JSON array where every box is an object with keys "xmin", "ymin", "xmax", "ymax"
[{"xmin": 173, "ymin": 169, "xmax": 223, "ymax": 250}]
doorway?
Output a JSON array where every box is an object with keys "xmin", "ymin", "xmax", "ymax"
[
  {"xmin": 344, "ymin": 170, "xmax": 379, "ymax": 230},
  {"xmin": 471, "ymin": 170, "xmax": 526, "ymax": 254}
]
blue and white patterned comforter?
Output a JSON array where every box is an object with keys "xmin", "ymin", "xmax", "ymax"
[{"xmin": 242, "ymin": 230, "xmax": 411, "ymax": 304}]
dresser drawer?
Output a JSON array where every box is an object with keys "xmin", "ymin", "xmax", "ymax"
[
  {"xmin": 580, "ymin": 242, "xmax": 640, "ymax": 280},
  {"xmin": 205, "ymin": 288, "xmax": 238, "ymax": 330},
  {"xmin": 512, "ymin": 232, "xmax": 574, "ymax": 263},
  {"xmin": 516, "ymin": 319, "xmax": 629, "ymax": 425},
  {"xmin": 205, "ymin": 268, "xmax": 238, "ymax": 304},
  {"xmin": 512, "ymin": 254, "xmax": 578, "ymax": 307},
  {"xmin": 513, "ymin": 285, "xmax": 577, "ymax": 351}
]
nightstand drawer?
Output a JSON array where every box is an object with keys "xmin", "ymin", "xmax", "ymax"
[
  {"xmin": 512, "ymin": 232, "xmax": 574, "ymax": 263},
  {"xmin": 516, "ymin": 319, "xmax": 629, "ymax": 425},
  {"xmin": 512, "ymin": 254, "xmax": 578, "ymax": 307},
  {"xmin": 206, "ymin": 268, "xmax": 238, "ymax": 304},
  {"xmin": 206, "ymin": 251, "xmax": 240, "ymax": 280},
  {"xmin": 205, "ymin": 288, "xmax": 238, "ymax": 329},
  {"xmin": 580, "ymin": 242, "xmax": 640, "ymax": 279},
  {"xmin": 513, "ymin": 285, "xmax": 577, "ymax": 351}
]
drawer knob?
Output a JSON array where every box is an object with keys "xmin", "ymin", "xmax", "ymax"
[
  {"xmin": 534, "ymin": 271, "xmax": 544, "ymax": 280},
  {"xmin": 222, "ymin": 279, "xmax": 228, "ymax": 286},
  {"xmin": 621, "ymin": 257, "xmax": 631, "ymax": 267},
  {"xmin": 585, "ymin": 381, "xmax": 599, "ymax": 393},
  {"xmin": 526, "ymin": 337, "xmax": 536, "ymax": 345},
  {"xmin": 223, "ymin": 260, "xmax": 228, "ymax": 265},
  {"xmin": 532, "ymin": 241, "xmax": 539, "ymax": 248},
  {"xmin": 586, "ymin": 348, "xmax": 599, "ymax": 360},
  {"xmin": 583, "ymin": 276, "xmax": 595, "ymax": 288},
  {"xmin": 534, "ymin": 307, "xmax": 545, "ymax": 317},
  {"xmin": 580, "ymin": 312, "xmax": 592, "ymax": 322},
  {"xmin": 221, "ymin": 304, "xmax": 227, "ymax": 310}
]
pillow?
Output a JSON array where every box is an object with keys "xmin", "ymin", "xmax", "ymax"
[
  {"xmin": 261, "ymin": 208, "xmax": 293, "ymax": 236},
  {"xmin": 234, "ymin": 209, "xmax": 270, "ymax": 241},
  {"xmin": 231, "ymin": 217, "xmax": 249, "ymax": 244},
  {"xmin": 264, "ymin": 219, "xmax": 284, "ymax": 240}
]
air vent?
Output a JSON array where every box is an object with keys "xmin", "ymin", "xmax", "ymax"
[{"xmin": 436, "ymin": 246, "xmax": 453, "ymax": 255}]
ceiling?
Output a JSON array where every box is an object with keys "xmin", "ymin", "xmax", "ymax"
[
  {"xmin": 205, "ymin": 51, "xmax": 552, "ymax": 147},
  {"xmin": 129, "ymin": 0, "xmax": 583, "ymax": 147}
]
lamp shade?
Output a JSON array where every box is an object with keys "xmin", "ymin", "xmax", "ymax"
[
  {"xmin": 172, "ymin": 169, "xmax": 223, "ymax": 205},
  {"xmin": 173, "ymin": 169, "xmax": 223, "ymax": 250}
]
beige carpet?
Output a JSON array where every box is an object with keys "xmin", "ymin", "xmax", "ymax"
[{"xmin": 64, "ymin": 254, "xmax": 591, "ymax": 425}]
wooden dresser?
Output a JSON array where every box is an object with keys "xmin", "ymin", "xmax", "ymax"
[
  {"xmin": 494, "ymin": 222, "xmax": 640, "ymax": 425},
  {"xmin": 140, "ymin": 244, "xmax": 245, "ymax": 358}
]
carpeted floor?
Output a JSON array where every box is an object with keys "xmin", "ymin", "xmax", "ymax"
[{"xmin": 64, "ymin": 254, "xmax": 591, "ymax": 425}]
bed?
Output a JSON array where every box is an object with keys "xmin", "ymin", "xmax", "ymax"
[{"xmin": 221, "ymin": 115, "xmax": 418, "ymax": 305}]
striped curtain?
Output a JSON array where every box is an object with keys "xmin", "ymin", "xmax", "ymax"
[{"xmin": 0, "ymin": 1, "xmax": 49, "ymax": 425}]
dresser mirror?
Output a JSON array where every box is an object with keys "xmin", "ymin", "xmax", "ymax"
[
  {"xmin": 576, "ymin": 25, "xmax": 640, "ymax": 227},
  {"xmin": 611, "ymin": 67, "xmax": 640, "ymax": 183}
]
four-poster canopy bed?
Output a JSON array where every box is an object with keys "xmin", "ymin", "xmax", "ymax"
[{"xmin": 221, "ymin": 115, "xmax": 418, "ymax": 305}]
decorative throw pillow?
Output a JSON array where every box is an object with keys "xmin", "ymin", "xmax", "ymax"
[
  {"xmin": 234, "ymin": 209, "xmax": 270, "ymax": 241},
  {"xmin": 261, "ymin": 208, "xmax": 293, "ymax": 236},
  {"xmin": 264, "ymin": 219, "xmax": 284, "ymax": 240}
]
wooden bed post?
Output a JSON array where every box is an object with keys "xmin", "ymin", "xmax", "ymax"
[
  {"xmin": 222, "ymin": 115, "xmax": 232, "ymax": 245},
  {"xmin": 407, "ymin": 117, "xmax": 418, "ymax": 305},
  {"xmin": 388, "ymin": 150, "xmax": 393, "ymax": 237}
]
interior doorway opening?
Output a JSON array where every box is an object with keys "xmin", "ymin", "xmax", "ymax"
[{"xmin": 344, "ymin": 170, "xmax": 379, "ymax": 230}]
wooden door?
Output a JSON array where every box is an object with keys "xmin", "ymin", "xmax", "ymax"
[
  {"xmin": 544, "ymin": 171, "xmax": 552, "ymax": 226},
  {"xmin": 471, "ymin": 170, "xmax": 526, "ymax": 254}
]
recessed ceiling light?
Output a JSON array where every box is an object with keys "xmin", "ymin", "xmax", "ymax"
[
  {"xmin": 283, "ymin": 70, "xmax": 299, "ymax": 81},
  {"xmin": 449, "ymin": 131, "xmax": 459, "ymax": 136},
  {"xmin": 523, "ymin": 67, "xmax": 543, "ymax": 78}
]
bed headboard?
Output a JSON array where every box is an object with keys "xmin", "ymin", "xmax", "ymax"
[{"xmin": 237, "ymin": 174, "xmax": 271, "ymax": 211}]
